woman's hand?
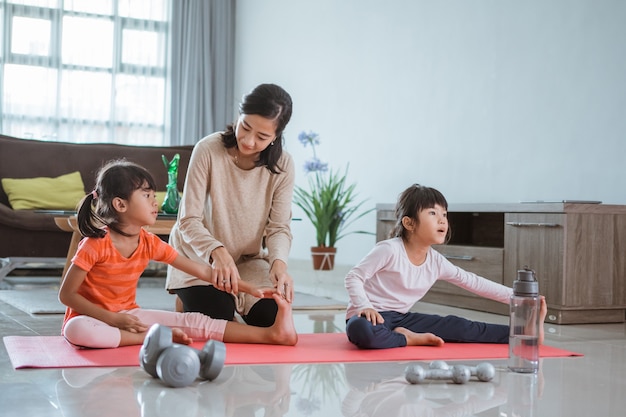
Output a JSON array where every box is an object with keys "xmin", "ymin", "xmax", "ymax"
[
  {"xmin": 269, "ymin": 260, "xmax": 293, "ymax": 303},
  {"xmin": 210, "ymin": 246, "xmax": 241, "ymax": 294},
  {"xmin": 358, "ymin": 308, "xmax": 384, "ymax": 325}
]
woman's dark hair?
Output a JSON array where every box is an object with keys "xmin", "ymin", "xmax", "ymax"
[
  {"xmin": 222, "ymin": 83, "xmax": 293, "ymax": 174},
  {"xmin": 390, "ymin": 184, "xmax": 450, "ymax": 242},
  {"xmin": 76, "ymin": 159, "xmax": 157, "ymax": 238}
]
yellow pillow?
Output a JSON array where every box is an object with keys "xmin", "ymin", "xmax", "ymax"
[
  {"xmin": 1, "ymin": 171, "xmax": 86, "ymax": 210},
  {"xmin": 155, "ymin": 191, "xmax": 166, "ymax": 208},
  {"xmin": 155, "ymin": 190, "xmax": 183, "ymax": 212}
]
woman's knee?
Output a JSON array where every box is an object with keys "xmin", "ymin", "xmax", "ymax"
[{"xmin": 244, "ymin": 298, "xmax": 277, "ymax": 327}]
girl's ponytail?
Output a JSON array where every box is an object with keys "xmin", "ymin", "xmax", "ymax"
[{"xmin": 76, "ymin": 190, "xmax": 106, "ymax": 238}]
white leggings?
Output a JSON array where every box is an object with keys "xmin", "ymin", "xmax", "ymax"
[{"xmin": 63, "ymin": 308, "xmax": 227, "ymax": 349}]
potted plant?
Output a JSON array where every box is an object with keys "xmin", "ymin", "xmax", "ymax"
[{"xmin": 293, "ymin": 131, "xmax": 374, "ymax": 270}]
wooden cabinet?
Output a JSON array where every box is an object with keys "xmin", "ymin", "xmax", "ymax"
[{"xmin": 376, "ymin": 203, "xmax": 626, "ymax": 324}]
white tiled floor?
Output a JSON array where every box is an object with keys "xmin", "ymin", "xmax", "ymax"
[{"xmin": 1, "ymin": 261, "xmax": 626, "ymax": 417}]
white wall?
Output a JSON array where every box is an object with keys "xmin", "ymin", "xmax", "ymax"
[{"xmin": 234, "ymin": 0, "xmax": 626, "ymax": 266}]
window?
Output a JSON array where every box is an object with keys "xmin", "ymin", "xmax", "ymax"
[{"xmin": 0, "ymin": 0, "xmax": 170, "ymax": 145}]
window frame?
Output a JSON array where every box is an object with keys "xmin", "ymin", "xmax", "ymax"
[{"xmin": 0, "ymin": 1, "xmax": 169, "ymax": 145}]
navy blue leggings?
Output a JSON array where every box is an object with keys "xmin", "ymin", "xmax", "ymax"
[{"xmin": 345, "ymin": 310, "xmax": 509, "ymax": 349}]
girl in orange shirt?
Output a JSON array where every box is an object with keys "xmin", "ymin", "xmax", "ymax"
[{"xmin": 59, "ymin": 159, "xmax": 297, "ymax": 349}]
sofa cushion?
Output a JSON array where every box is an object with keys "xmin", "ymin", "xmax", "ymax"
[{"xmin": 1, "ymin": 171, "xmax": 86, "ymax": 210}]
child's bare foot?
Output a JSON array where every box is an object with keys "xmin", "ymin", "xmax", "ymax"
[
  {"xmin": 539, "ymin": 296, "xmax": 548, "ymax": 345},
  {"xmin": 394, "ymin": 327, "xmax": 444, "ymax": 346},
  {"xmin": 172, "ymin": 327, "xmax": 193, "ymax": 345},
  {"xmin": 266, "ymin": 294, "xmax": 298, "ymax": 346}
]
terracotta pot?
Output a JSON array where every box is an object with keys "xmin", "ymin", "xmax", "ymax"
[{"xmin": 311, "ymin": 246, "xmax": 337, "ymax": 270}]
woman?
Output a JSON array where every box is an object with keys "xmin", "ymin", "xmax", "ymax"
[{"xmin": 166, "ymin": 83, "xmax": 295, "ymax": 327}]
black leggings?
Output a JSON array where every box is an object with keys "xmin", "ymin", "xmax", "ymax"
[{"xmin": 173, "ymin": 285, "xmax": 278, "ymax": 327}]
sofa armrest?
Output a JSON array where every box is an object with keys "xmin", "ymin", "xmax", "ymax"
[{"xmin": 0, "ymin": 203, "xmax": 61, "ymax": 232}]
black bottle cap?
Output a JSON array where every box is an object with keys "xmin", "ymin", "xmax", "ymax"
[{"xmin": 513, "ymin": 268, "xmax": 539, "ymax": 296}]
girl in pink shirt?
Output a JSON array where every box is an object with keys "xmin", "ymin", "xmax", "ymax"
[
  {"xmin": 59, "ymin": 160, "xmax": 297, "ymax": 349},
  {"xmin": 345, "ymin": 184, "xmax": 546, "ymax": 349}
]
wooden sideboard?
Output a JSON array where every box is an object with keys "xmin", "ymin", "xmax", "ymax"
[{"xmin": 376, "ymin": 202, "xmax": 626, "ymax": 324}]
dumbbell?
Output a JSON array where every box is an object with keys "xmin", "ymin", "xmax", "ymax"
[
  {"xmin": 429, "ymin": 360, "xmax": 495, "ymax": 382},
  {"xmin": 405, "ymin": 364, "xmax": 471, "ymax": 384},
  {"xmin": 466, "ymin": 363, "xmax": 496, "ymax": 382},
  {"xmin": 139, "ymin": 324, "xmax": 226, "ymax": 388}
]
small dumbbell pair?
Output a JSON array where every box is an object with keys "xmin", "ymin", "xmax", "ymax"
[
  {"xmin": 430, "ymin": 360, "xmax": 496, "ymax": 382},
  {"xmin": 139, "ymin": 324, "xmax": 226, "ymax": 388},
  {"xmin": 405, "ymin": 360, "xmax": 495, "ymax": 385}
]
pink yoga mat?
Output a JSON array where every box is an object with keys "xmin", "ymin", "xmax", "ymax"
[{"xmin": 3, "ymin": 333, "xmax": 582, "ymax": 369}]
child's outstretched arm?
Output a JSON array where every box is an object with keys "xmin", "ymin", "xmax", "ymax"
[
  {"xmin": 170, "ymin": 254, "xmax": 276, "ymax": 298},
  {"xmin": 58, "ymin": 264, "xmax": 149, "ymax": 334}
]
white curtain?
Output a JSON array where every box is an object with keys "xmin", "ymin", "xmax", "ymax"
[{"xmin": 169, "ymin": 0, "xmax": 235, "ymax": 146}]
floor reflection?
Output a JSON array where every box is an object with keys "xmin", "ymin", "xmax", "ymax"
[
  {"xmin": 342, "ymin": 362, "xmax": 508, "ymax": 417},
  {"xmin": 56, "ymin": 365, "xmax": 293, "ymax": 417},
  {"xmin": 49, "ymin": 355, "xmax": 550, "ymax": 417}
]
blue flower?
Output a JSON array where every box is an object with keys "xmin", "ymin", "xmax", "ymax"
[
  {"xmin": 298, "ymin": 130, "xmax": 320, "ymax": 147},
  {"xmin": 303, "ymin": 158, "xmax": 328, "ymax": 173}
]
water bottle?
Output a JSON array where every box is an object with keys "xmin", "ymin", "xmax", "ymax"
[{"xmin": 509, "ymin": 267, "xmax": 540, "ymax": 373}]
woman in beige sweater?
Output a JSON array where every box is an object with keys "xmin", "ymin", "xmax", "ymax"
[{"xmin": 166, "ymin": 83, "xmax": 295, "ymax": 328}]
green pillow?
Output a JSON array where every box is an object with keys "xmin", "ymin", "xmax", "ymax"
[{"xmin": 1, "ymin": 171, "xmax": 86, "ymax": 210}]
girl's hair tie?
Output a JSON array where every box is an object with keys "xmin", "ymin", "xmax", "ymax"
[{"xmin": 91, "ymin": 190, "xmax": 98, "ymax": 199}]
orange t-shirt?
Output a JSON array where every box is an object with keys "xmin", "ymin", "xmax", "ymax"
[{"xmin": 62, "ymin": 228, "xmax": 178, "ymax": 328}]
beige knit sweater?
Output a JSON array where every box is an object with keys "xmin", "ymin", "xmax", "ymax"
[{"xmin": 165, "ymin": 132, "xmax": 294, "ymax": 290}]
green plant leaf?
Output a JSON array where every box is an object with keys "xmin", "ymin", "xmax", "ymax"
[{"xmin": 293, "ymin": 163, "xmax": 374, "ymax": 247}]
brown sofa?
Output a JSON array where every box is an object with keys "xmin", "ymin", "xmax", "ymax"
[{"xmin": 0, "ymin": 134, "xmax": 193, "ymax": 265}]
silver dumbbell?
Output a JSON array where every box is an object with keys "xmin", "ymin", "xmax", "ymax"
[
  {"xmin": 405, "ymin": 364, "xmax": 471, "ymax": 384},
  {"xmin": 466, "ymin": 362, "xmax": 496, "ymax": 382},
  {"xmin": 429, "ymin": 360, "xmax": 495, "ymax": 382},
  {"xmin": 139, "ymin": 324, "xmax": 226, "ymax": 388},
  {"xmin": 405, "ymin": 361, "xmax": 496, "ymax": 384}
]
